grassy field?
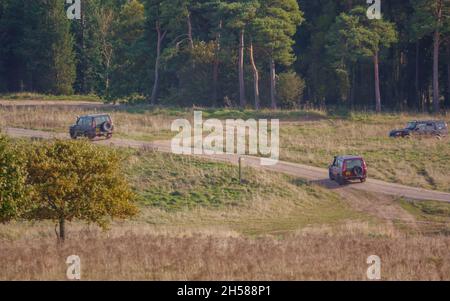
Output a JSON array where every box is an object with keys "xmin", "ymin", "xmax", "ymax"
[
  {"xmin": 0, "ymin": 103, "xmax": 448, "ymax": 191},
  {"xmin": 1, "ymin": 148, "xmax": 449, "ymax": 280},
  {"xmin": 279, "ymin": 113, "xmax": 450, "ymax": 192},
  {"xmin": 1, "ymin": 224, "xmax": 450, "ymax": 280},
  {"xmin": 1, "ymin": 102, "xmax": 449, "ymax": 279},
  {"xmin": 125, "ymin": 150, "xmax": 369, "ymax": 235}
]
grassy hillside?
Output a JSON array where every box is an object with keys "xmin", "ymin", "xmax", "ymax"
[{"xmin": 125, "ymin": 150, "xmax": 366, "ymax": 235}]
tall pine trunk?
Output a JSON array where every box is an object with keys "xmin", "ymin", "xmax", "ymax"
[
  {"xmin": 150, "ymin": 22, "xmax": 166, "ymax": 105},
  {"xmin": 212, "ymin": 21, "xmax": 222, "ymax": 106},
  {"xmin": 238, "ymin": 29, "xmax": 246, "ymax": 108},
  {"xmin": 432, "ymin": 29, "xmax": 440, "ymax": 113},
  {"xmin": 80, "ymin": 0, "xmax": 86, "ymax": 93},
  {"xmin": 187, "ymin": 11, "xmax": 194, "ymax": 49},
  {"xmin": 373, "ymin": 51, "xmax": 381, "ymax": 113},
  {"xmin": 270, "ymin": 57, "xmax": 277, "ymax": 110},
  {"xmin": 249, "ymin": 40, "xmax": 260, "ymax": 110},
  {"xmin": 432, "ymin": 1, "xmax": 442, "ymax": 114},
  {"xmin": 447, "ymin": 45, "xmax": 450, "ymax": 108},
  {"xmin": 416, "ymin": 41, "xmax": 421, "ymax": 110},
  {"xmin": 350, "ymin": 64, "xmax": 356, "ymax": 108}
]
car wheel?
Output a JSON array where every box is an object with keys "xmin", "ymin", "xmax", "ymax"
[
  {"xmin": 85, "ymin": 132, "xmax": 96, "ymax": 140},
  {"xmin": 337, "ymin": 175, "xmax": 345, "ymax": 186},
  {"xmin": 70, "ymin": 132, "xmax": 77, "ymax": 139},
  {"xmin": 329, "ymin": 171, "xmax": 334, "ymax": 181},
  {"xmin": 360, "ymin": 178, "xmax": 366, "ymax": 183}
]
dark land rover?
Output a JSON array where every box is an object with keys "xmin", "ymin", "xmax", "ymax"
[
  {"xmin": 69, "ymin": 114, "xmax": 114, "ymax": 140},
  {"xmin": 389, "ymin": 120, "xmax": 448, "ymax": 139}
]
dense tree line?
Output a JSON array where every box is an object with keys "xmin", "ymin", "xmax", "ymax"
[{"xmin": 0, "ymin": 0, "xmax": 449, "ymax": 112}]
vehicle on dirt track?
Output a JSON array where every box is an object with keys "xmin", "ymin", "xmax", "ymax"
[
  {"xmin": 389, "ymin": 120, "xmax": 448, "ymax": 139},
  {"xmin": 329, "ymin": 155, "xmax": 367, "ymax": 185},
  {"xmin": 69, "ymin": 114, "xmax": 114, "ymax": 140}
]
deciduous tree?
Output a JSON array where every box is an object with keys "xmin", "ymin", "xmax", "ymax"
[{"xmin": 25, "ymin": 140, "xmax": 138, "ymax": 241}]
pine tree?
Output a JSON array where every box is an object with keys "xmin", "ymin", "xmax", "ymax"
[
  {"xmin": 411, "ymin": 0, "xmax": 450, "ymax": 113},
  {"xmin": 253, "ymin": 0, "xmax": 303, "ymax": 109},
  {"xmin": 327, "ymin": 7, "xmax": 397, "ymax": 113},
  {"xmin": 21, "ymin": 0, "xmax": 76, "ymax": 94}
]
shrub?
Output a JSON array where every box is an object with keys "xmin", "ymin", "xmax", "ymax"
[{"xmin": 277, "ymin": 72, "xmax": 306, "ymax": 109}]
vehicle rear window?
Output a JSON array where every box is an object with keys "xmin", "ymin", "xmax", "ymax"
[
  {"xmin": 436, "ymin": 122, "xmax": 446, "ymax": 130},
  {"xmin": 345, "ymin": 159, "xmax": 363, "ymax": 169},
  {"xmin": 94, "ymin": 116, "xmax": 109, "ymax": 124}
]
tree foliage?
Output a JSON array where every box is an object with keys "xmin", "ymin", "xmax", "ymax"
[
  {"xmin": 24, "ymin": 140, "xmax": 138, "ymax": 240},
  {"xmin": 0, "ymin": 0, "xmax": 450, "ymax": 111},
  {"xmin": 0, "ymin": 135, "xmax": 28, "ymax": 223}
]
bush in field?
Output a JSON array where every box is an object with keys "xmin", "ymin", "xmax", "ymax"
[
  {"xmin": 25, "ymin": 140, "xmax": 138, "ymax": 241},
  {"xmin": 0, "ymin": 135, "xmax": 28, "ymax": 223},
  {"xmin": 277, "ymin": 72, "xmax": 306, "ymax": 109}
]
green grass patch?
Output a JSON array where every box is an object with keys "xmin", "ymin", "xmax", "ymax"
[
  {"xmin": 124, "ymin": 150, "xmax": 368, "ymax": 235},
  {"xmin": 397, "ymin": 199, "xmax": 450, "ymax": 235},
  {"xmin": 0, "ymin": 92, "xmax": 102, "ymax": 102}
]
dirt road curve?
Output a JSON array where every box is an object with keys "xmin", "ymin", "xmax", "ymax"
[{"xmin": 4, "ymin": 127, "xmax": 450, "ymax": 202}]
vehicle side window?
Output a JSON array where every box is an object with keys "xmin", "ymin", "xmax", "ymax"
[
  {"xmin": 79, "ymin": 117, "xmax": 88, "ymax": 126},
  {"xmin": 426, "ymin": 123, "xmax": 435, "ymax": 131},
  {"xmin": 416, "ymin": 123, "xmax": 426, "ymax": 130},
  {"xmin": 337, "ymin": 159, "xmax": 343, "ymax": 168}
]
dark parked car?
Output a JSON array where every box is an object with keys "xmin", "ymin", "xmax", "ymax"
[
  {"xmin": 389, "ymin": 120, "xmax": 448, "ymax": 139},
  {"xmin": 329, "ymin": 155, "xmax": 367, "ymax": 185},
  {"xmin": 70, "ymin": 114, "xmax": 114, "ymax": 140}
]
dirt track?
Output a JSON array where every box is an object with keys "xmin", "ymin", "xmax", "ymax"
[{"xmin": 4, "ymin": 127, "xmax": 450, "ymax": 203}]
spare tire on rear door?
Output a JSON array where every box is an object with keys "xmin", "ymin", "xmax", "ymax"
[
  {"xmin": 353, "ymin": 166, "xmax": 363, "ymax": 177},
  {"xmin": 101, "ymin": 121, "xmax": 112, "ymax": 132}
]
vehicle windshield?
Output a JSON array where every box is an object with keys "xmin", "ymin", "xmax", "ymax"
[
  {"xmin": 346, "ymin": 159, "xmax": 363, "ymax": 169},
  {"xmin": 406, "ymin": 122, "xmax": 416, "ymax": 130}
]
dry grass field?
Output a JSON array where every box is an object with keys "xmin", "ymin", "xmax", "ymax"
[
  {"xmin": 1, "ymin": 223, "xmax": 449, "ymax": 280},
  {"xmin": 279, "ymin": 113, "xmax": 450, "ymax": 192},
  {"xmin": 0, "ymin": 150, "xmax": 449, "ymax": 280},
  {"xmin": 1, "ymin": 101, "xmax": 449, "ymax": 280}
]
